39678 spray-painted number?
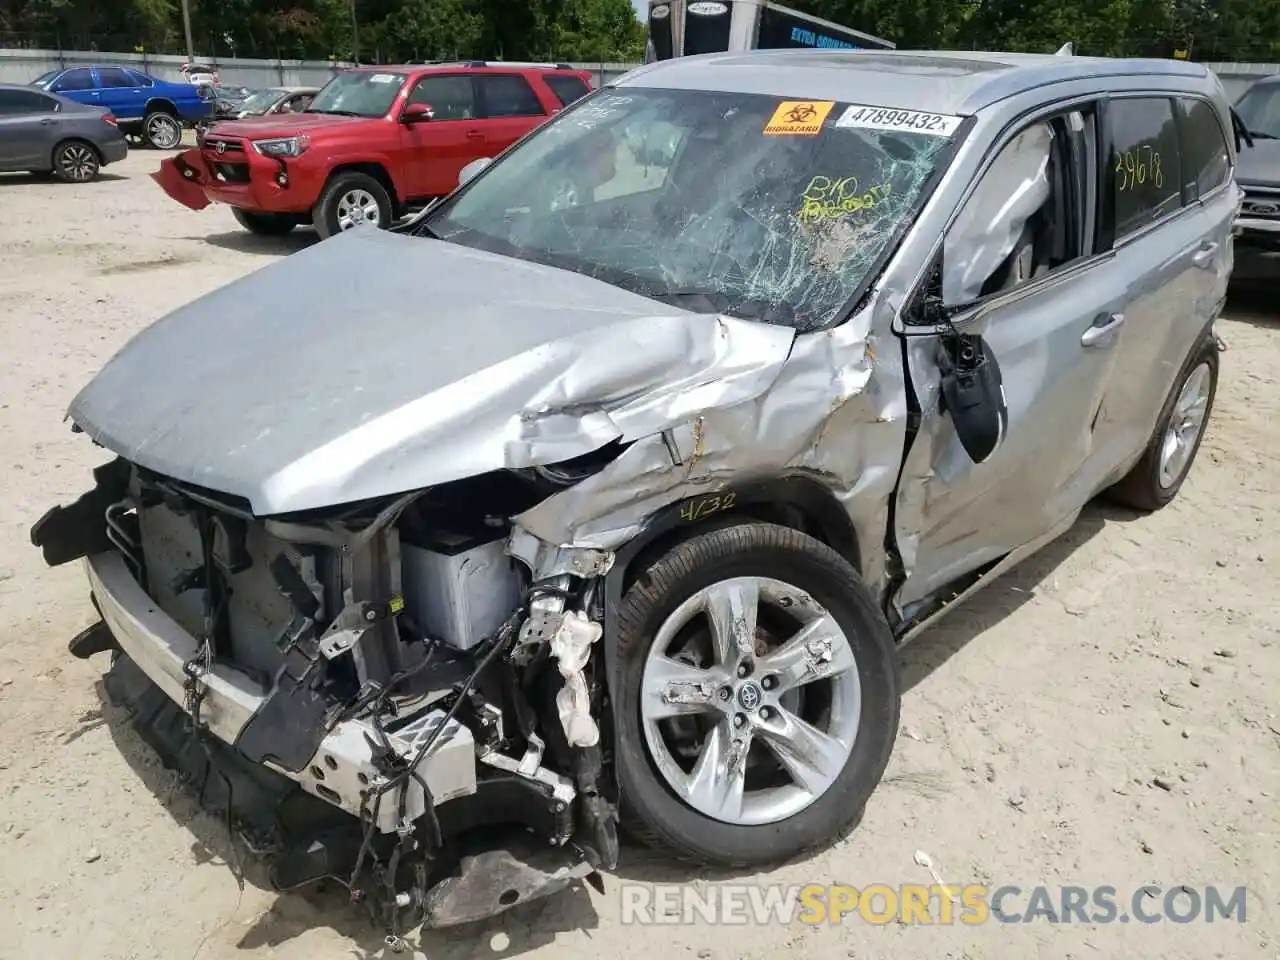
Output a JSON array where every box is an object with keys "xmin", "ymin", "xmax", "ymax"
[{"xmin": 679, "ymin": 491, "xmax": 737, "ymax": 523}]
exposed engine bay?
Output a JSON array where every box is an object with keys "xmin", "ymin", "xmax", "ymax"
[{"xmin": 33, "ymin": 453, "xmax": 624, "ymax": 945}]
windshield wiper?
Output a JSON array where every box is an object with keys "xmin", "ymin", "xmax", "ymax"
[
  {"xmin": 1248, "ymin": 129, "xmax": 1278, "ymax": 140},
  {"xmin": 307, "ymin": 108, "xmax": 362, "ymax": 117}
]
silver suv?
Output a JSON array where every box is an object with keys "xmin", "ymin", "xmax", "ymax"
[{"xmin": 32, "ymin": 49, "xmax": 1237, "ymax": 935}]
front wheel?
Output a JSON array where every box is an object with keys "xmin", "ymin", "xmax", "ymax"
[
  {"xmin": 312, "ymin": 172, "xmax": 393, "ymax": 239},
  {"xmin": 614, "ymin": 522, "xmax": 900, "ymax": 868},
  {"xmin": 1107, "ymin": 336, "xmax": 1219, "ymax": 511},
  {"xmin": 232, "ymin": 208, "xmax": 299, "ymax": 236},
  {"xmin": 143, "ymin": 111, "xmax": 182, "ymax": 150}
]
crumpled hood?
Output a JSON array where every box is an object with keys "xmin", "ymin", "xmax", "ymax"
[
  {"xmin": 1236, "ymin": 138, "xmax": 1280, "ymax": 188},
  {"xmin": 68, "ymin": 229, "xmax": 795, "ymax": 515}
]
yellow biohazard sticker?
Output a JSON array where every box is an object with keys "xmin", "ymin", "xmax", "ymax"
[{"xmin": 763, "ymin": 100, "xmax": 836, "ymax": 136}]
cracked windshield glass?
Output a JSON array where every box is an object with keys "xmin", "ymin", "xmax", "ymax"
[{"xmin": 425, "ymin": 89, "xmax": 955, "ymax": 331}]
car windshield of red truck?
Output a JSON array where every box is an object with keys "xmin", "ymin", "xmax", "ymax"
[{"xmin": 307, "ymin": 71, "xmax": 407, "ymax": 118}]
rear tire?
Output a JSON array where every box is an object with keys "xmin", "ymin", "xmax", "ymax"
[
  {"xmin": 51, "ymin": 140, "xmax": 100, "ymax": 183},
  {"xmin": 614, "ymin": 522, "xmax": 900, "ymax": 868},
  {"xmin": 312, "ymin": 172, "xmax": 393, "ymax": 239},
  {"xmin": 232, "ymin": 208, "xmax": 299, "ymax": 236},
  {"xmin": 1107, "ymin": 335, "xmax": 1219, "ymax": 511},
  {"xmin": 143, "ymin": 110, "xmax": 182, "ymax": 150}
]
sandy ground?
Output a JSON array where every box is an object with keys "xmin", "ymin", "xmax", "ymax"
[{"xmin": 0, "ymin": 146, "xmax": 1277, "ymax": 960}]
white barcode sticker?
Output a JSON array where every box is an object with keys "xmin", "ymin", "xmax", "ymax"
[
  {"xmin": 835, "ymin": 104, "xmax": 963, "ymax": 137},
  {"xmin": 369, "ymin": 73, "xmax": 400, "ymax": 84}
]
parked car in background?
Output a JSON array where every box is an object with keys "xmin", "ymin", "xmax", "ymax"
[
  {"xmin": 232, "ymin": 86, "xmax": 319, "ymax": 118},
  {"xmin": 0, "ymin": 82, "xmax": 127, "ymax": 181},
  {"xmin": 1231, "ymin": 74, "xmax": 1280, "ymax": 251},
  {"xmin": 153, "ymin": 61, "xmax": 593, "ymax": 238},
  {"xmin": 30, "ymin": 65, "xmax": 210, "ymax": 149},
  {"xmin": 180, "ymin": 62, "xmax": 220, "ymax": 87}
]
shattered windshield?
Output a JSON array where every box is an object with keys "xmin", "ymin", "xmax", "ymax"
[
  {"xmin": 1235, "ymin": 82, "xmax": 1280, "ymax": 139},
  {"xmin": 307, "ymin": 71, "xmax": 405, "ymax": 118},
  {"xmin": 424, "ymin": 88, "xmax": 957, "ymax": 330},
  {"xmin": 238, "ymin": 88, "xmax": 288, "ymax": 114}
]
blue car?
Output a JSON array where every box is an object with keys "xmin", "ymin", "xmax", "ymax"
[{"xmin": 30, "ymin": 64, "xmax": 210, "ymax": 150}]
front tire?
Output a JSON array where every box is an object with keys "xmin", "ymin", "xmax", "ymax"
[
  {"xmin": 1107, "ymin": 335, "xmax": 1219, "ymax": 511},
  {"xmin": 614, "ymin": 522, "xmax": 900, "ymax": 868},
  {"xmin": 143, "ymin": 110, "xmax": 182, "ymax": 150},
  {"xmin": 51, "ymin": 140, "xmax": 100, "ymax": 183},
  {"xmin": 232, "ymin": 208, "xmax": 299, "ymax": 236},
  {"xmin": 312, "ymin": 172, "xmax": 393, "ymax": 239}
]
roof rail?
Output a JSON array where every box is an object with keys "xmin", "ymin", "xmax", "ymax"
[{"xmin": 462, "ymin": 60, "xmax": 576, "ymax": 70}]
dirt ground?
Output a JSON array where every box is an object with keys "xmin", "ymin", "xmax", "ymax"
[{"xmin": 0, "ymin": 146, "xmax": 1277, "ymax": 960}]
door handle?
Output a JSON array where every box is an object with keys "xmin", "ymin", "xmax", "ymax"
[
  {"xmin": 1081, "ymin": 312, "xmax": 1125, "ymax": 348},
  {"xmin": 1192, "ymin": 241, "xmax": 1218, "ymax": 269},
  {"xmin": 465, "ymin": 130, "xmax": 484, "ymax": 140},
  {"xmin": 40, "ymin": 118, "xmax": 55, "ymax": 125}
]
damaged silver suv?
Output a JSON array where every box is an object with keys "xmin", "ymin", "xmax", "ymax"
[{"xmin": 33, "ymin": 49, "xmax": 1236, "ymax": 938}]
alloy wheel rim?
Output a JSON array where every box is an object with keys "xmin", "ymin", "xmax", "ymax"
[
  {"xmin": 1158, "ymin": 362, "xmax": 1211, "ymax": 489},
  {"xmin": 147, "ymin": 114, "xmax": 180, "ymax": 148},
  {"xmin": 639, "ymin": 576, "xmax": 862, "ymax": 826},
  {"xmin": 60, "ymin": 144, "xmax": 97, "ymax": 181},
  {"xmin": 336, "ymin": 189, "xmax": 382, "ymax": 230}
]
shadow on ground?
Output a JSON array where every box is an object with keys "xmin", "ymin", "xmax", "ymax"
[
  {"xmin": 0, "ymin": 172, "xmax": 127, "ymax": 185},
  {"xmin": 191, "ymin": 229, "xmax": 317, "ymax": 256}
]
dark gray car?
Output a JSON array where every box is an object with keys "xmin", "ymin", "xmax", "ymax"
[
  {"xmin": 1232, "ymin": 74, "xmax": 1280, "ymax": 249},
  {"xmin": 0, "ymin": 83, "xmax": 128, "ymax": 182}
]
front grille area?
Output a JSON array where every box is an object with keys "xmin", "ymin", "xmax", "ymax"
[
  {"xmin": 203, "ymin": 138, "xmax": 244, "ymax": 155},
  {"xmin": 1241, "ymin": 187, "xmax": 1280, "ymax": 219}
]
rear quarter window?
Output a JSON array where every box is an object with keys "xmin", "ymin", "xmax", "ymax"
[
  {"xmin": 1176, "ymin": 97, "xmax": 1231, "ymax": 199},
  {"xmin": 545, "ymin": 74, "xmax": 591, "ymax": 107},
  {"xmin": 1108, "ymin": 96, "xmax": 1184, "ymax": 239}
]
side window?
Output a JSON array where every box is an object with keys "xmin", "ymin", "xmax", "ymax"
[
  {"xmin": 544, "ymin": 74, "xmax": 590, "ymax": 107},
  {"xmin": 290, "ymin": 94, "xmax": 314, "ymax": 112},
  {"xmin": 50, "ymin": 68, "xmax": 95, "ymax": 92},
  {"xmin": 0, "ymin": 89, "xmax": 58, "ymax": 115},
  {"xmin": 940, "ymin": 109, "xmax": 1090, "ymax": 305},
  {"xmin": 125, "ymin": 70, "xmax": 155, "ymax": 87},
  {"xmin": 477, "ymin": 75, "xmax": 545, "ymax": 118},
  {"xmin": 406, "ymin": 75, "xmax": 476, "ymax": 120},
  {"xmin": 1176, "ymin": 97, "xmax": 1230, "ymax": 199},
  {"xmin": 1108, "ymin": 96, "xmax": 1183, "ymax": 239},
  {"xmin": 97, "ymin": 67, "xmax": 138, "ymax": 88}
]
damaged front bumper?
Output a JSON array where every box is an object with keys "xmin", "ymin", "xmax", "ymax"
[{"xmin": 87, "ymin": 549, "xmax": 476, "ymax": 833}]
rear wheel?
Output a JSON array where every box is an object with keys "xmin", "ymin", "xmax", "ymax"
[
  {"xmin": 312, "ymin": 172, "xmax": 393, "ymax": 239},
  {"xmin": 232, "ymin": 208, "xmax": 299, "ymax": 236},
  {"xmin": 52, "ymin": 140, "xmax": 100, "ymax": 183},
  {"xmin": 614, "ymin": 522, "xmax": 900, "ymax": 867},
  {"xmin": 143, "ymin": 110, "xmax": 182, "ymax": 150},
  {"xmin": 1108, "ymin": 336, "xmax": 1219, "ymax": 511}
]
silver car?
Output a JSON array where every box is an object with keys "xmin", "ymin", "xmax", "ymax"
[
  {"xmin": 32, "ymin": 49, "xmax": 1236, "ymax": 935},
  {"xmin": 0, "ymin": 82, "xmax": 128, "ymax": 181}
]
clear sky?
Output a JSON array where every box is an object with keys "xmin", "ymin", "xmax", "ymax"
[{"xmin": 631, "ymin": 0, "xmax": 646, "ymax": 19}]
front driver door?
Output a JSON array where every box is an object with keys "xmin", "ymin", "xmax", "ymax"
[
  {"xmin": 892, "ymin": 102, "xmax": 1132, "ymax": 617},
  {"xmin": 398, "ymin": 73, "xmax": 484, "ymax": 198}
]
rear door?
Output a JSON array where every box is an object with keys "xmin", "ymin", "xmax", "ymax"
[
  {"xmin": 474, "ymin": 73, "xmax": 551, "ymax": 154},
  {"xmin": 93, "ymin": 66, "xmax": 147, "ymax": 121},
  {"xmin": 1175, "ymin": 94, "xmax": 1236, "ymax": 329},
  {"xmin": 397, "ymin": 73, "xmax": 484, "ymax": 198},
  {"xmin": 0, "ymin": 88, "xmax": 61, "ymax": 169},
  {"xmin": 1086, "ymin": 95, "xmax": 1223, "ymax": 467}
]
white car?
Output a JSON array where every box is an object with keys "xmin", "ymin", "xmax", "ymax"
[{"xmin": 180, "ymin": 62, "xmax": 219, "ymax": 87}]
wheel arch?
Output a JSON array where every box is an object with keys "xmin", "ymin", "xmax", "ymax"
[
  {"xmin": 50, "ymin": 136, "xmax": 103, "ymax": 167},
  {"xmin": 600, "ymin": 475, "xmax": 861, "ymax": 706},
  {"xmin": 325, "ymin": 162, "xmax": 400, "ymax": 211},
  {"xmin": 143, "ymin": 97, "xmax": 178, "ymax": 116}
]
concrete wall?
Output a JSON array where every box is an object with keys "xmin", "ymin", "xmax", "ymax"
[
  {"xmin": 1, "ymin": 46, "xmax": 1274, "ymax": 99},
  {"xmin": 0, "ymin": 47, "xmax": 637, "ymax": 90}
]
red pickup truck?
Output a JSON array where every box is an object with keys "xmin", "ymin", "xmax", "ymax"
[{"xmin": 154, "ymin": 62, "xmax": 593, "ymax": 238}]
